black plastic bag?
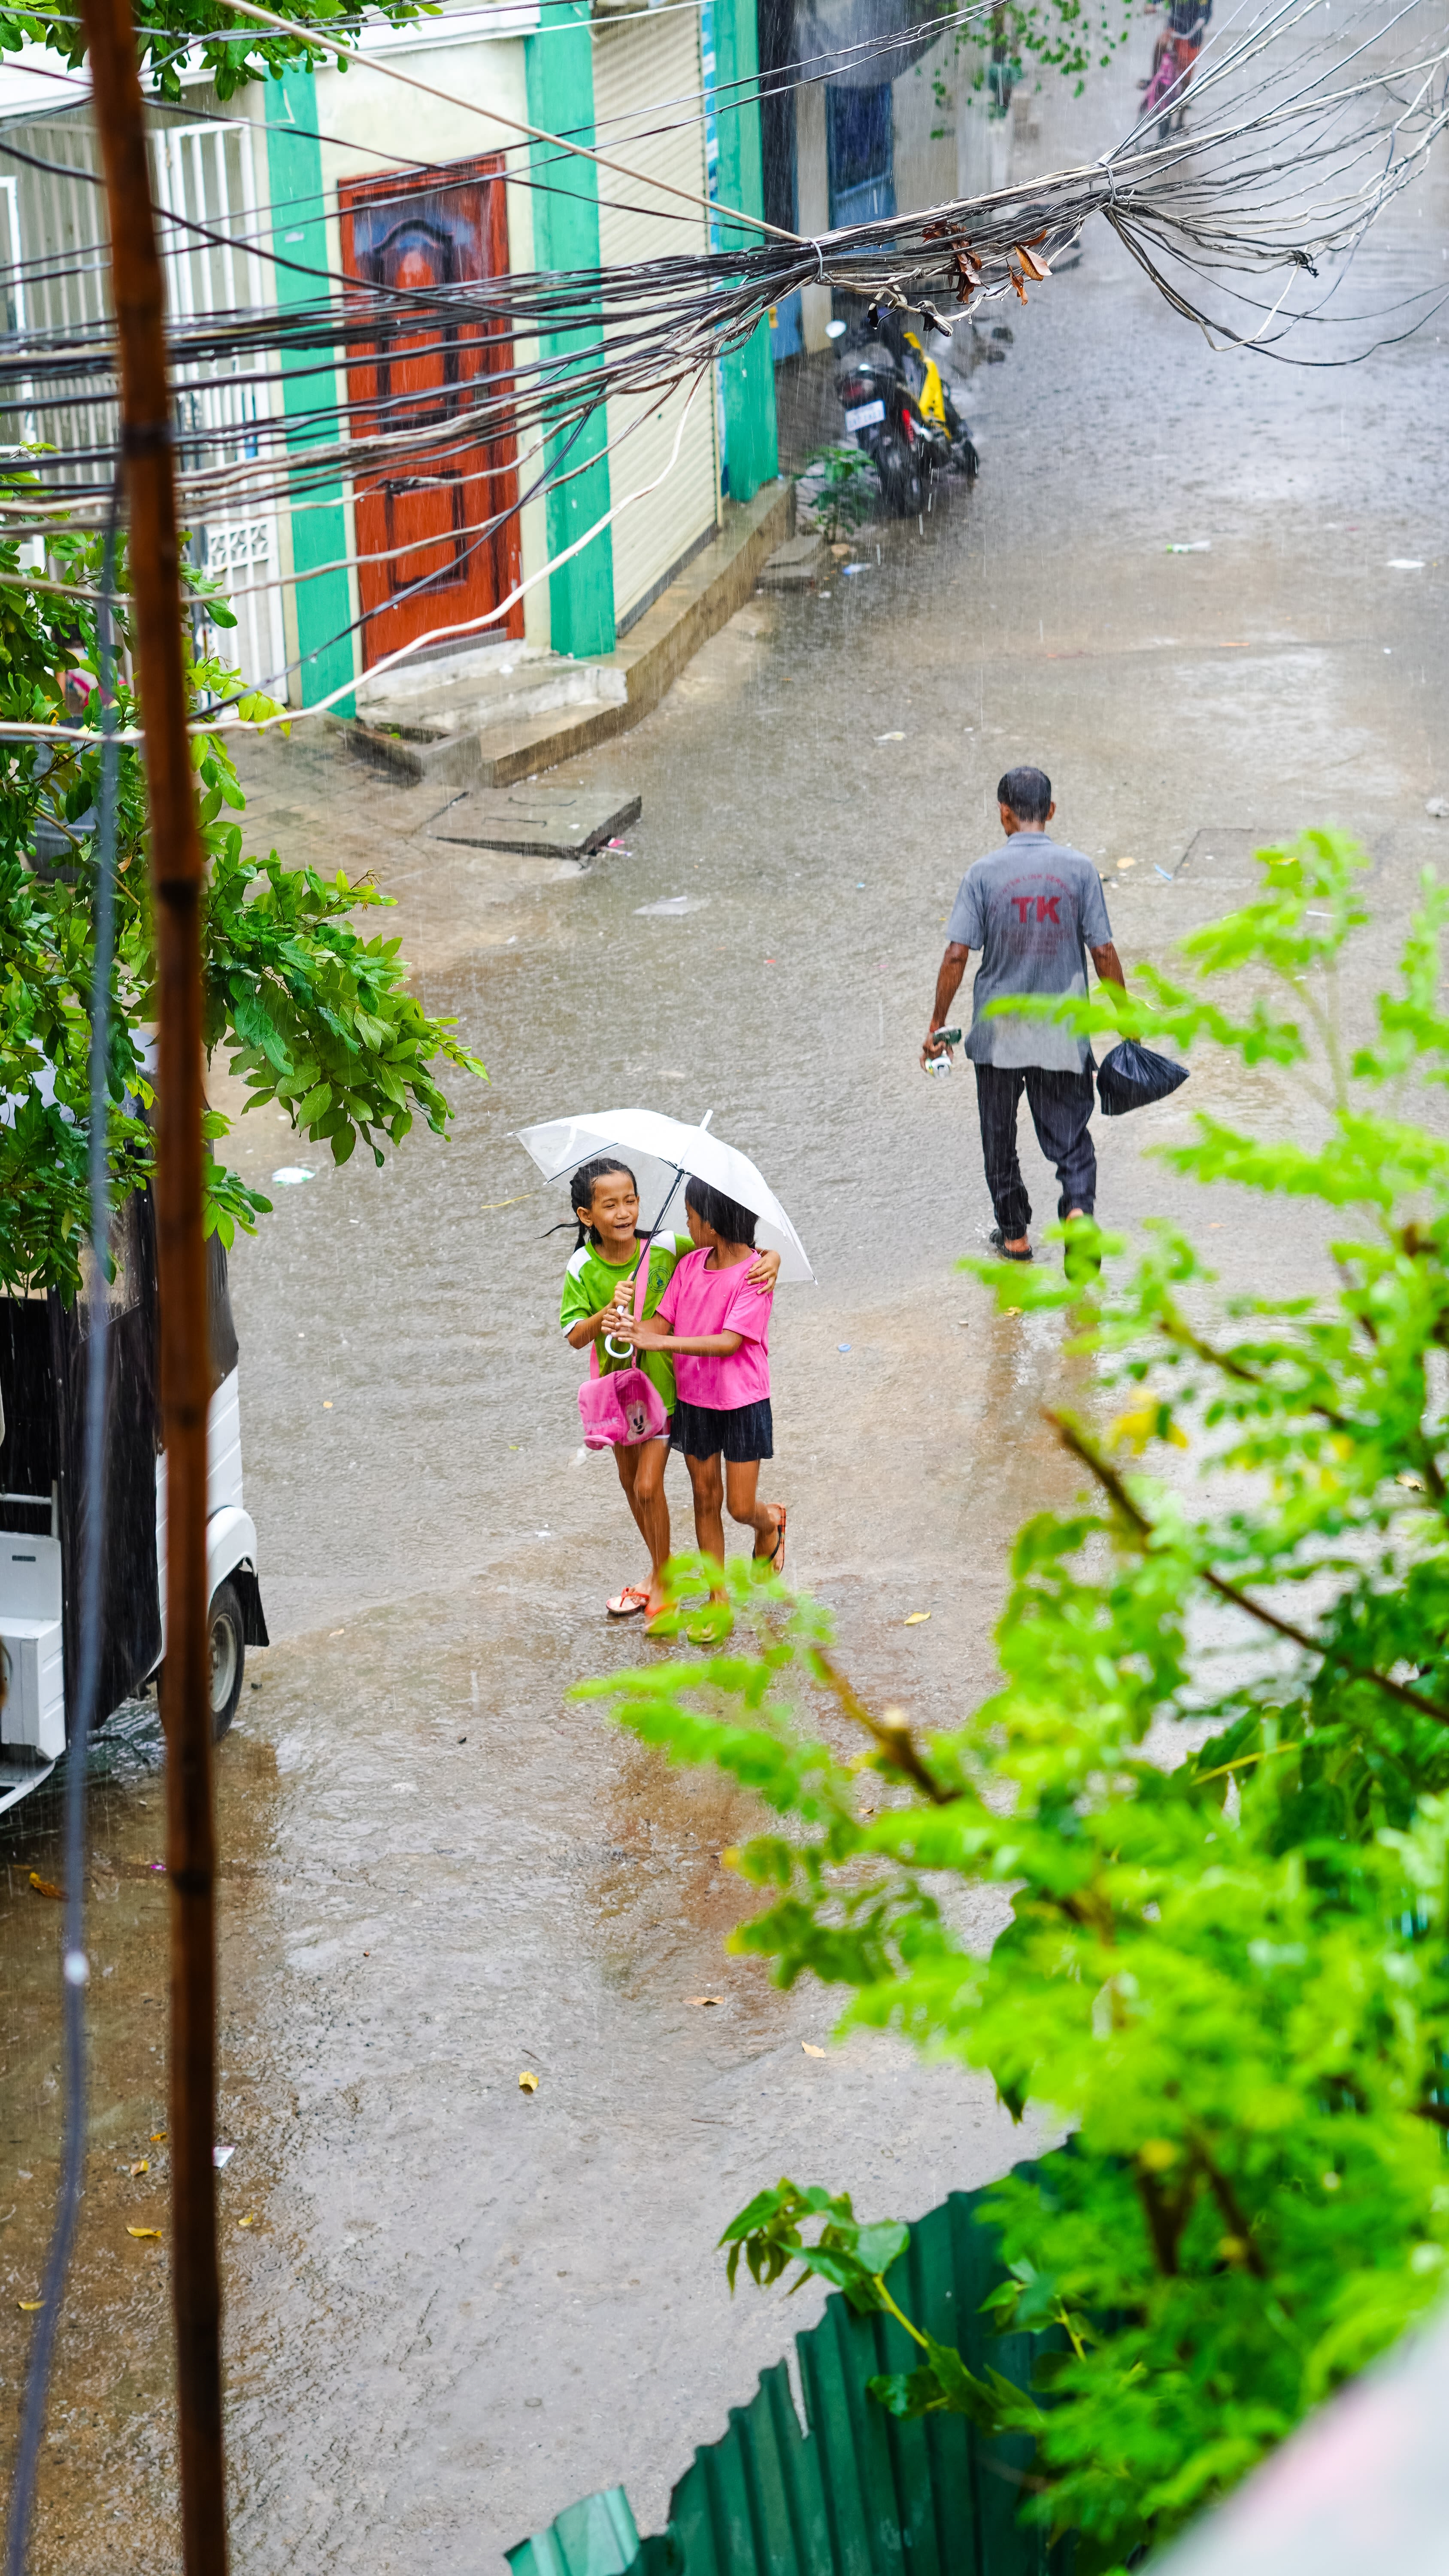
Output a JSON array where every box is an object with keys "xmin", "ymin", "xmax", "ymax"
[{"xmin": 1096, "ymin": 1039, "xmax": 1189, "ymax": 1117}]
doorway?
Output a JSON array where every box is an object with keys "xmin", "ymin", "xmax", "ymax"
[
  {"xmin": 826, "ymin": 85, "xmax": 896, "ymax": 231},
  {"xmin": 340, "ymin": 158, "xmax": 523, "ymax": 672}
]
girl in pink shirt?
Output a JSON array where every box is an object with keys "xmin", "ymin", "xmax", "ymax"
[{"xmin": 628, "ymin": 1176, "xmax": 785, "ymax": 1577}]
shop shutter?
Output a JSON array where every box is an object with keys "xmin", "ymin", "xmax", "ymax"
[{"xmin": 592, "ymin": 9, "xmax": 720, "ymax": 628}]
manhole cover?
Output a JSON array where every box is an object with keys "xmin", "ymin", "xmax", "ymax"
[
  {"xmin": 427, "ymin": 786, "xmax": 641, "ymax": 859},
  {"xmin": 1173, "ymin": 828, "xmax": 1296, "ymax": 885}
]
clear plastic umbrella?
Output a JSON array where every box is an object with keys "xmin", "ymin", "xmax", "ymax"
[{"xmin": 515, "ymin": 1108, "xmax": 814, "ymax": 1282}]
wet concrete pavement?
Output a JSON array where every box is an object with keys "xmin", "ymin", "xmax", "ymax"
[{"xmin": 3, "ymin": 27, "xmax": 1448, "ymax": 2569}]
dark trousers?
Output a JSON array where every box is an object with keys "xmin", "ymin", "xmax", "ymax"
[{"xmin": 975, "ymin": 1063, "xmax": 1097, "ymax": 1236}]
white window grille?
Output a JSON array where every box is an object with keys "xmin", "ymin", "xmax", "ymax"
[
  {"xmin": 0, "ymin": 115, "xmax": 288, "ymax": 698},
  {"xmin": 149, "ymin": 121, "xmax": 288, "ymax": 699}
]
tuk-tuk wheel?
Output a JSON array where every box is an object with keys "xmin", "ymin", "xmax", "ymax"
[{"xmin": 209, "ymin": 1579, "xmax": 246, "ymax": 1740}]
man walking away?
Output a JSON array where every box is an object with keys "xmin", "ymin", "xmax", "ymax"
[{"xmin": 920, "ymin": 765, "xmax": 1127, "ymax": 1265}]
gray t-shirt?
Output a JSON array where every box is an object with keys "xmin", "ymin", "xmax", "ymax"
[{"xmin": 946, "ymin": 833, "xmax": 1112, "ymax": 1071}]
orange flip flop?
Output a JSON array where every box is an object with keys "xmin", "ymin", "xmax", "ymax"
[
  {"xmin": 754, "ymin": 1505, "xmax": 786, "ymax": 1576},
  {"xmin": 607, "ymin": 1585, "xmax": 650, "ymax": 1618}
]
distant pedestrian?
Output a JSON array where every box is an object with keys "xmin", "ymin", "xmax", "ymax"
[
  {"xmin": 920, "ymin": 765, "xmax": 1127, "ymax": 1264},
  {"xmin": 558, "ymin": 1157, "xmax": 779, "ymax": 1619},
  {"xmin": 627, "ymin": 1176, "xmax": 785, "ymax": 1581}
]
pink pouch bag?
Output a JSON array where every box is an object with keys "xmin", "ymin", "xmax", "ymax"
[{"xmin": 578, "ymin": 1243, "xmax": 669, "ymax": 1450}]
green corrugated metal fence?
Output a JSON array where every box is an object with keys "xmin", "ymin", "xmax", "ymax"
[{"xmin": 507, "ymin": 2168, "xmax": 1068, "ymax": 2576}]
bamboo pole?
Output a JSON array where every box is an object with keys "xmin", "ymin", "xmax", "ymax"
[{"xmin": 78, "ymin": 0, "xmax": 227, "ymax": 2566}]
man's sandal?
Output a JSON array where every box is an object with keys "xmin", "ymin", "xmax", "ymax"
[
  {"xmin": 606, "ymin": 1585, "xmax": 650, "ymax": 1617},
  {"xmin": 753, "ymin": 1505, "xmax": 787, "ymax": 1575},
  {"xmin": 988, "ymin": 1228, "xmax": 1034, "ymax": 1263}
]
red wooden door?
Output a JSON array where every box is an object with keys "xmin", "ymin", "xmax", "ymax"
[{"xmin": 340, "ymin": 159, "xmax": 523, "ymax": 671}]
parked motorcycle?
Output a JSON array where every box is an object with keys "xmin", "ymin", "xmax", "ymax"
[{"xmin": 832, "ymin": 309, "xmax": 981, "ymax": 518}]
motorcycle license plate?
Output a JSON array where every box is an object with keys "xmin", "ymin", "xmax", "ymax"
[{"xmin": 844, "ymin": 399, "xmax": 886, "ymax": 432}]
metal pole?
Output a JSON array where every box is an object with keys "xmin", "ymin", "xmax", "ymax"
[{"xmin": 77, "ymin": 0, "xmax": 227, "ymax": 2567}]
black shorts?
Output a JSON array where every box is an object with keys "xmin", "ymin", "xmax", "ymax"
[{"xmin": 670, "ymin": 1397, "xmax": 773, "ymax": 1463}]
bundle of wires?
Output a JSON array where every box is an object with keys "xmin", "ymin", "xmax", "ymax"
[{"xmin": 0, "ymin": 0, "xmax": 1445, "ymax": 715}]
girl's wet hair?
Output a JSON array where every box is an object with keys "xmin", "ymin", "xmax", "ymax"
[
  {"xmin": 685, "ymin": 1173, "xmax": 757, "ymax": 1247},
  {"xmin": 561, "ymin": 1156, "xmax": 639, "ymax": 1250}
]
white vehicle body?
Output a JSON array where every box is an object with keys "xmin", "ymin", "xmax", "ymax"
[{"xmin": 0, "ymin": 1365, "xmax": 263, "ymax": 1816}]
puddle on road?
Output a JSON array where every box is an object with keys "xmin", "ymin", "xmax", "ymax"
[
  {"xmin": 4, "ymin": 93, "xmax": 1445, "ymax": 2567},
  {"xmin": 1, "ymin": 1608, "xmax": 1019, "ymax": 2574},
  {"xmin": 0, "ymin": 1698, "xmax": 281, "ymax": 2571}
]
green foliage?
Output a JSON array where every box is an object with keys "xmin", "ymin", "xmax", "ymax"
[
  {"xmin": 579, "ymin": 832, "xmax": 1449, "ymax": 2571},
  {"xmin": 799, "ymin": 445, "xmax": 878, "ymax": 545},
  {"xmin": 940, "ymin": 0, "xmax": 1134, "ymax": 106},
  {"xmin": 720, "ymin": 2178, "xmax": 1043, "ymax": 2436},
  {"xmin": 0, "ymin": 489, "xmax": 485, "ymax": 1297},
  {"xmin": 0, "ymin": 0, "xmax": 425, "ymax": 102}
]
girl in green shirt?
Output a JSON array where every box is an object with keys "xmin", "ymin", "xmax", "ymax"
[{"xmin": 559, "ymin": 1157, "xmax": 778, "ymax": 1620}]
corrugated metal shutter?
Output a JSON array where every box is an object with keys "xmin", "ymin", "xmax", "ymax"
[{"xmin": 593, "ymin": 9, "xmax": 719, "ymax": 628}]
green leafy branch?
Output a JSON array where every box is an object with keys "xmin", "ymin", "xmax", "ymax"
[
  {"xmin": 579, "ymin": 831, "xmax": 1449, "ymax": 2564},
  {"xmin": 0, "ymin": 0, "xmax": 430, "ymax": 101},
  {"xmin": 0, "ymin": 481, "xmax": 486, "ymax": 1294},
  {"xmin": 721, "ymin": 2178, "xmax": 1048, "ymax": 2435}
]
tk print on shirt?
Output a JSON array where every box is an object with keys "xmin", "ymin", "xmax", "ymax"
[{"xmin": 1000, "ymin": 869, "xmax": 1076, "ymax": 948}]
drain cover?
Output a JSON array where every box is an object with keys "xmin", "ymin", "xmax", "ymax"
[
  {"xmin": 1173, "ymin": 828, "xmax": 1296, "ymax": 885},
  {"xmin": 427, "ymin": 786, "xmax": 641, "ymax": 859}
]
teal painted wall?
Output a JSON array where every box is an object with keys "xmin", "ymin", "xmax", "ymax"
[
  {"xmin": 711, "ymin": 0, "xmax": 778, "ymax": 501},
  {"xmin": 524, "ymin": 1, "xmax": 616, "ymax": 658},
  {"xmin": 264, "ymin": 69, "xmax": 357, "ymax": 713}
]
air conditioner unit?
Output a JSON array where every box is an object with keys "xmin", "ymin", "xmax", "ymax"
[{"xmin": 0, "ymin": 1534, "xmax": 66, "ymax": 1760}]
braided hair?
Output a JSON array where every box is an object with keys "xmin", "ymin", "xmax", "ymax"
[{"xmin": 565, "ymin": 1157, "xmax": 641, "ymax": 1251}]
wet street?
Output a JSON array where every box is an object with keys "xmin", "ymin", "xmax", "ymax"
[{"xmin": 3, "ymin": 32, "xmax": 1448, "ymax": 2570}]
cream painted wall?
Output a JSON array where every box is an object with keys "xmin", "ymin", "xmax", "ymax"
[{"xmin": 892, "ymin": 33, "xmax": 958, "ymax": 225}]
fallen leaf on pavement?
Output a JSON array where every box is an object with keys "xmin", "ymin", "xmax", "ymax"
[
  {"xmin": 28, "ymin": 1872, "xmax": 62, "ymax": 1901},
  {"xmin": 149, "ymin": 2132, "xmax": 167, "ymax": 2144},
  {"xmin": 802, "ymin": 2043, "xmax": 828, "ymax": 2057},
  {"xmin": 129, "ymin": 2160, "xmax": 149, "ymax": 2178},
  {"xmin": 518, "ymin": 2070, "xmax": 539, "ymax": 2093},
  {"xmin": 686, "ymin": 1996, "xmax": 723, "ymax": 2008},
  {"xmin": 904, "ymin": 1612, "xmax": 931, "ymax": 1625},
  {"xmin": 237, "ymin": 2213, "xmax": 259, "ymax": 2229},
  {"xmin": 17, "ymin": 2300, "xmax": 44, "ymax": 2312},
  {"xmin": 126, "ymin": 2226, "xmax": 162, "ymax": 2241}
]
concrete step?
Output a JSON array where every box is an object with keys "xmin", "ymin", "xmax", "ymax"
[
  {"xmin": 339, "ymin": 479, "xmax": 794, "ymax": 791},
  {"xmin": 758, "ymin": 532, "xmax": 828, "ymax": 590}
]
